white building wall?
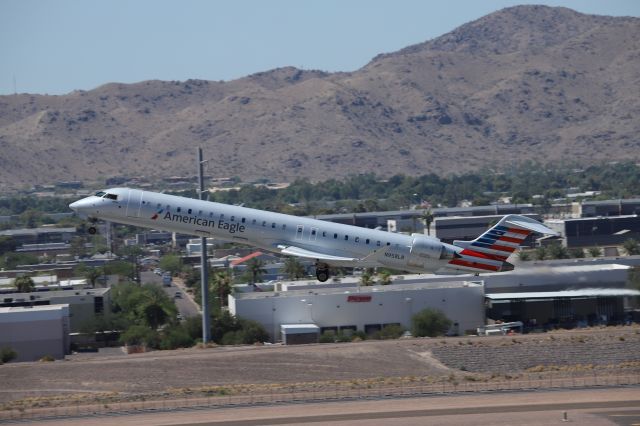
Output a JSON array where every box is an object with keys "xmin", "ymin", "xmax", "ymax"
[
  {"xmin": 0, "ymin": 305, "xmax": 70, "ymax": 362},
  {"xmin": 230, "ymin": 283, "xmax": 484, "ymax": 341}
]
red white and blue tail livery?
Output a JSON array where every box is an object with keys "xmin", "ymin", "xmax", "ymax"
[{"xmin": 446, "ymin": 215, "xmax": 554, "ymax": 274}]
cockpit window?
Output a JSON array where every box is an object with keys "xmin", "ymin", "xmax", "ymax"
[
  {"xmin": 104, "ymin": 193, "xmax": 118, "ymax": 200},
  {"xmin": 95, "ymin": 191, "xmax": 106, "ymax": 197}
]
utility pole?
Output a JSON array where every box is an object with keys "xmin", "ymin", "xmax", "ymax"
[{"xmin": 198, "ymin": 147, "xmax": 211, "ymax": 343}]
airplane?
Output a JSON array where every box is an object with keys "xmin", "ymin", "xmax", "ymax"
[{"xmin": 69, "ymin": 188, "xmax": 557, "ymax": 281}]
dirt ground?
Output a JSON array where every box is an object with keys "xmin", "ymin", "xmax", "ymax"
[{"xmin": 1, "ymin": 325, "xmax": 639, "ymax": 409}]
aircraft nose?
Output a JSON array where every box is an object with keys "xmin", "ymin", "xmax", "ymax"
[{"xmin": 69, "ymin": 198, "xmax": 93, "ymax": 213}]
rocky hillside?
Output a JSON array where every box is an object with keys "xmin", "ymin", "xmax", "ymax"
[{"xmin": 0, "ymin": 5, "xmax": 639, "ymax": 190}]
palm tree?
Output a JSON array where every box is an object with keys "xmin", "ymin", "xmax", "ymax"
[
  {"xmin": 282, "ymin": 257, "xmax": 305, "ymax": 280},
  {"xmin": 211, "ymin": 269, "xmax": 233, "ymax": 308},
  {"xmin": 421, "ymin": 209, "xmax": 434, "ymax": 236},
  {"xmin": 14, "ymin": 276, "xmax": 35, "ymax": 293},
  {"xmin": 246, "ymin": 258, "xmax": 267, "ymax": 284}
]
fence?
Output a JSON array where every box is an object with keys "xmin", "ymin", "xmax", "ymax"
[{"xmin": 2, "ymin": 371, "xmax": 639, "ymax": 422}]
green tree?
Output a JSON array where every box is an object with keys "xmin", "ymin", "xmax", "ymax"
[
  {"xmin": 421, "ymin": 209, "xmax": 434, "ymax": 236},
  {"xmin": 569, "ymin": 248, "xmax": 585, "ymax": 258},
  {"xmin": 534, "ymin": 246, "xmax": 547, "ymax": 261},
  {"xmin": 372, "ymin": 324, "xmax": 404, "ymax": 340},
  {"xmin": 14, "ymin": 275, "xmax": 35, "ymax": 293},
  {"xmin": 119, "ymin": 325, "xmax": 159, "ymax": 348},
  {"xmin": 623, "ymin": 239, "xmax": 640, "ymax": 256},
  {"xmin": 245, "ymin": 258, "xmax": 266, "ymax": 284},
  {"xmin": 378, "ymin": 270, "xmax": 393, "ymax": 285},
  {"xmin": 83, "ymin": 267, "xmax": 103, "ymax": 288},
  {"xmin": 0, "ymin": 236, "xmax": 17, "ymax": 255},
  {"xmin": 411, "ymin": 308, "xmax": 452, "ymax": 337},
  {"xmin": 517, "ymin": 251, "xmax": 531, "ymax": 261},
  {"xmin": 211, "ymin": 269, "xmax": 233, "ymax": 308},
  {"xmin": 547, "ymin": 243, "xmax": 570, "ymax": 259},
  {"xmin": 0, "ymin": 347, "xmax": 17, "ymax": 364},
  {"xmin": 159, "ymin": 254, "xmax": 183, "ymax": 276},
  {"xmin": 588, "ymin": 247, "xmax": 602, "ymax": 257},
  {"xmin": 360, "ymin": 269, "xmax": 375, "ymax": 286},
  {"xmin": 282, "ymin": 257, "xmax": 305, "ymax": 280}
]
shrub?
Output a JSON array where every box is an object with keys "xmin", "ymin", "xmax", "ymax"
[
  {"xmin": 372, "ymin": 324, "xmax": 404, "ymax": 340},
  {"xmin": 319, "ymin": 331, "xmax": 336, "ymax": 343},
  {"xmin": 160, "ymin": 325, "xmax": 195, "ymax": 350},
  {"xmin": 0, "ymin": 347, "xmax": 17, "ymax": 363},
  {"xmin": 411, "ymin": 308, "xmax": 452, "ymax": 337},
  {"xmin": 119, "ymin": 325, "xmax": 160, "ymax": 349},
  {"xmin": 39, "ymin": 355, "xmax": 55, "ymax": 362}
]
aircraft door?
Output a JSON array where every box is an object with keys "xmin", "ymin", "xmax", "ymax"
[{"xmin": 126, "ymin": 189, "xmax": 143, "ymax": 218}]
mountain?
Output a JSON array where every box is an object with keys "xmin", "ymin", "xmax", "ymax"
[{"xmin": 1, "ymin": 5, "xmax": 639, "ymax": 190}]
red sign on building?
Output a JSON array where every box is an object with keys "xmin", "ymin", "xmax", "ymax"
[{"xmin": 347, "ymin": 295, "xmax": 372, "ymax": 303}]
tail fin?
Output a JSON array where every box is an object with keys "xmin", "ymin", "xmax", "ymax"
[{"xmin": 453, "ymin": 215, "xmax": 557, "ymax": 261}]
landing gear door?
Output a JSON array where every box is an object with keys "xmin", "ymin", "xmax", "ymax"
[{"xmin": 126, "ymin": 189, "xmax": 143, "ymax": 218}]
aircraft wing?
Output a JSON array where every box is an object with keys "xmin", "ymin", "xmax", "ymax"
[{"xmin": 276, "ymin": 244, "xmax": 358, "ymax": 262}]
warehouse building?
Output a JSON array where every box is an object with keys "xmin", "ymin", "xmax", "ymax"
[
  {"xmin": 561, "ymin": 215, "xmax": 640, "ymax": 248},
  {"xmin": 0, "ymin": 288, "xmax": 110, "ymax": 332},
  {"xmin": 230, "ymin": 280, "xmax": 485, "ymax": 342},
  {"xmin": 0, "ymin": 305, "xmax": 70, "ymax": 362}
]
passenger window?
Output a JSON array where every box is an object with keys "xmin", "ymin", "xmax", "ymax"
[
  {"xmin": 230, "ymin": 216, "xmax": 235, "ymax": 222},
  {"xmin": 334, "ymin": 233, "xmax": 338, "ymax": 239},
  {"xmin": 241, "ymin": 218, "xmax": 246, "ymax": 223},
  {"xmin": 262, "ymin": 221, "xmax": 266, "ymax": 227},
  {"xmin": 282, "ymin": 224, "xmax": 286, "ymax": 230},
  {"xmin": 366, "ymin": 239, "xmax": 370, "ymax": 244},
  {"xmin": 166, "ymin": 205, "xmax": 170, "ymax": 211},
  {"xmin": 272, "ymin": 223, "xmax": 276, "ymax": 228},
  {"xmin": 377, "ymin": 241, "xmax": 381, "ymax": 247},
  {"xmin": 344, "ymin": 235, "xmax": 349, "ymax": 241},
  {"xmin": 252, "ymin": 219, "xmax": 257, "ymax": 225},
  {"xmin": 386, "ymin": 242, "xmax": 391, "ymax": 246},
  {"xmin": 322, "ymin": 231, "xmax": 327, "ymax": 237},
  {"xmin": 220, "ymin": 214, "xmax": 224, "ymax": 220},
  {"xmin": 198, "ymin": 210, "xmax": 203, "ymax": 215},
  {"xmin": 177, "ymin": 207, "xmax": 182, "ymax": 212},
  {"xmin": 188, "ymin": 209, "xmax": 192, "ymax": 214},
  {"xmin": 209, "ymin": 212, "xmax": 213, "ymax": 218},
  {"xmin": 311, "ymin": 229, "xmax": 316, "ymax": 236},
  {"xmin": 355, "ymin": 237, "xmax": 360, "ymax": 243}
]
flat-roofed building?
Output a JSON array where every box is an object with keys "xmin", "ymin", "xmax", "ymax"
[
  {"xmin": 562, "ymin": 215, "xmax": 640, "ymax": 248},
  {"xmin": 0, "ymin": 305, "xmax": 70, "ymax": 362},
  {"xmin": 230, "ymin": 280, "xmax": 485, "ymax": 341},
  {"xmin": 581, "ymin": 199, "xmax": 640, "ymax": 218},
  {"xmin": 0, "ymin": 227, "xmax": 76, "ymax": 245},
  {"xmin": 0, "ymin": 288, "xmax": 110, "ymax": 332}
]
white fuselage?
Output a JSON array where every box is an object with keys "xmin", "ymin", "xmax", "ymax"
[{"xmin": 70, "ymin": 188, "xmax": 463, "ymax": 274}]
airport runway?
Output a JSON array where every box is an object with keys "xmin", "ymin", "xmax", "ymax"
[{"xmin": 21, "ymin": 387, "xmax": 640, "ymax": 426}]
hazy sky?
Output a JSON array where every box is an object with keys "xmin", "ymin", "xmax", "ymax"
[{"xmin": 1, "ymin": 0, "xmax": 638, "ymax": 95}]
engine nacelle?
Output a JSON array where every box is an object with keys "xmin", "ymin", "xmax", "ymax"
[{"xmin": 410, "ymin": 235, "xmax": 456, "ymax": 260}]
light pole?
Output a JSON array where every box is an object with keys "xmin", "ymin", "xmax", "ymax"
[{"xmin": 198, "ymin": 147, "xmax": 211, "ymax": 343}]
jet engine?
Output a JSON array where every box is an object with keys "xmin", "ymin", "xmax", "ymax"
[{"xmin": 410, "ymin": 235, "xmax": 456, "ymax": 260}]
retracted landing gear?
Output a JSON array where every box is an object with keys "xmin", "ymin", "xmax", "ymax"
[{"xmin": 315, "ymin": 262, "xmax": 330, "ymax": 282}]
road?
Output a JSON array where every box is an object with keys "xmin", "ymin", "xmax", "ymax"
[
  {"xmin": 19, "ymin": 387, "xmax": 640, "ymax": 425},
  {"xmin": 140, "ymin": 271, "xmax": 201, "ymax": 319}
]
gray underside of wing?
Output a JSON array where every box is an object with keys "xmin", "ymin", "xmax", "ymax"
[{"xmin": 276, "ymin": 244, "xmax": 358, "ymax": 262}]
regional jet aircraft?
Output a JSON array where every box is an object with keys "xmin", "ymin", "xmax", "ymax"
[{"xmin": 69, "ymin": 188, "xmax": 557, "ymax": 281}]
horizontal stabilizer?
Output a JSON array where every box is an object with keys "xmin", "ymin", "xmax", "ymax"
[{"xmin": 504, "ymin": 216, "xmax": 558, "ymax": 236}]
